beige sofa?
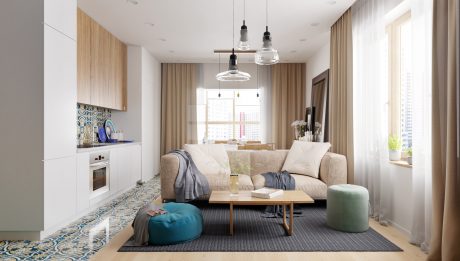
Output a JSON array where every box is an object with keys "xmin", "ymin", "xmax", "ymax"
[{"xmin": 160, "ymin": 150, "xmax": 347, "ymax": 201}]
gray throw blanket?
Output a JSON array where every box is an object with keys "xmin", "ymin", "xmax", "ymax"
[
  {"xmin": 131, "ymin": 203, "xmax": 164, "ymax": 246},
  {"xmin": 262, "ymin": 171, "xmax": 302, "ymax": 218},
  {"xmin": 170, "ymin": 150, "xmax": 210, "ymax": 202}
]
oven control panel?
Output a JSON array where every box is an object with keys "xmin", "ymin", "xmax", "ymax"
[{"xmin": 90, "ymin": 151, "xmax": 110, "ymax": 164}]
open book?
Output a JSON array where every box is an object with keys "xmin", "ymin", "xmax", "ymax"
[{"xmin": 251, "ymin": 187, "xmax": 284, "ymax": 199}]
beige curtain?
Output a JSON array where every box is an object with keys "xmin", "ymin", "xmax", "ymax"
[
  {"xmin": 161, "ymin": 64, "xmax": 197, "ymax": 155},
  {"xmin": 429, "ymin": 0, "xmax": 460, "ymax": 260},
  {"xmin": 271, "ymin": 63, "xmax": 306, "ymax": 149},
  {"xmin": 329, "ymin": 8, "xmax": 354, "ymax": 184}
]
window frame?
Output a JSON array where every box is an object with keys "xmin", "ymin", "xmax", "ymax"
[
  {"xmin": 204, "ymin": 89, "xmax": 261, "ymax": 140},
  {"xmin": 386, "ymin": 11, "xmax": 411, "ymax": 143}
]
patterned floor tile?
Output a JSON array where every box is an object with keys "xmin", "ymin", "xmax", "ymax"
[{"xmin": 0, "ymin": 175, "xmax": 160, "ymax": 260}]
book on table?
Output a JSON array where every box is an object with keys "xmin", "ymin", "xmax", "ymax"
[{"xmin": 251, "ymin": 187, "xmax": 284, "ymax": 199}]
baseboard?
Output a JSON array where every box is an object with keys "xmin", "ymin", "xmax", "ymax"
[{"xmin": 387, "ymin": 219, "xmax": 411, "ymax": 238}]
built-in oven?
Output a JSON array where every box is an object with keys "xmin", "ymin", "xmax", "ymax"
[{"xmin": 89, "ymin": 151, "xmax": 110, "ymax": 199}]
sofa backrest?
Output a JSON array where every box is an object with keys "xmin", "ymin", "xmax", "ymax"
[{"xmin": 227, "ymin": 150, "xmax": 289, "ymax": 176}]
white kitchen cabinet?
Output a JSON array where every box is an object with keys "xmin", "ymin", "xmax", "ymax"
[
  {"xmin": 114, "ymin": 147, "xmax": 132, "ymax": 193},
  {"xmin": 44, "ymin": 0, "xmax": 77, "ymax": 40},
  {"xmin": 44, "ymin": 25, "xmax": 77, "ymax": 160},
  {"xmin": 131, "ymin": 145, "xmax": 142, "ymax": 185},
  {"xmin": 44, "ymin": 156, "xmax": 77, "ymax": 230},
  {"xmin": 76, "ymin": 152, "xmax": 90, "ymax": 213},
  {"xmin": 111, "ymin": 144, "xmax": 142, "ymax": 193},
  {"xmin": 0, "ymin": 1, "xmax": 78, "ymax": 241}
]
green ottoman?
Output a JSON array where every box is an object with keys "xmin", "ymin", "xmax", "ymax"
[
  {"xmin": 327, "ymin": 184, "xmax": 369, "ymax": 232},
  {"xmin": 148, "ymin": 202, "xmax": 203, "ymax": 245}
]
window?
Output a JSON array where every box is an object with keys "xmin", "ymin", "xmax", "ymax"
[
  {"xmin": 387, "ymin": 12, "xmax": 412, "ymax": 149},
  {"xmin": 199, "ymin": 89, "xmax": 261, "ymax": 141}
]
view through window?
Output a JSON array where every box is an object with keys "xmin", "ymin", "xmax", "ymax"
[
  {"xmin": 387, "ymin": 12, "xmax": 413, "ymax": 149},
  {"xmin": 198, "ymin": 89, "xmax": 261, "ymax": 142}
]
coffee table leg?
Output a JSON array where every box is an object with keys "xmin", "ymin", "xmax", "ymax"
[
  {"xmin": 289, "ymin": 202, "xmax": 293, "ymax": 235},
  {"xmin": 230, "ymin": 203, "xmax": 234, "ymax": 236},
  {"xmin": 282, "ymin": 203, "xmax": 294, "ymax": 236},
  {"xmin": 282, "ymin": 204, "xmax": 287, "ymax": 225}
]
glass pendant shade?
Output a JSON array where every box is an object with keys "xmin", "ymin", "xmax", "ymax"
[
  {"xmin": 255, "ymin": 26, "xmax": 279, "ymax": 65},
  {"xmin": 238, "ymin": 20, "xmax": 250, "ymax": 50},
  {"xmin": 216, "ymin": 49, "xmax": 251, "ymax": 81}
]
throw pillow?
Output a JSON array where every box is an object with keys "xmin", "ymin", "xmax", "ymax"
[
  {"xmin": 184, "ymin": 144, "xmax": 231, "ymax": 176},
  {"xmin": 282, "ymin": 141, "xmax": 331, "ymax": 178}
]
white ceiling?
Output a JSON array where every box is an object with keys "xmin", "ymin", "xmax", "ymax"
[{"xmin": 78, "ymin": 0, "xmax": 355, "ymax": 63}]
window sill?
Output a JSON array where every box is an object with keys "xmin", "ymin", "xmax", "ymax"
[{"xmin": 389, "ymin": 160, "xmax": 412, "ymax": 169}]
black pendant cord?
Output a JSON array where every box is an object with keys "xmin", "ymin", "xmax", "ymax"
[
  {"xmin": 233, "ymin": 0, "xmax": 235, "ymax": 49},
  {"xmin": 244, "ymin": 0, "xmax": 246, "ymax": 20},
  {"xmin": 266, "ymin": 0, "xmax": 268, "ymax": 28}
]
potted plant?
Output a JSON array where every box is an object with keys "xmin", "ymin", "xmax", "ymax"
[
  {"xmin": 405, "ymin": 147, "xmax": 412, "ymax": 165},
  {"xmin": 388, "ymin": 135, "xmax": 402, "ymax": 161}
]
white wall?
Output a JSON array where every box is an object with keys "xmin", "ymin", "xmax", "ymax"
[
  {"xmin": 112, "ymin": 46, "xmax": 161, "ymax": 181},
  {"xmin": 306, "ymin": 41, "xmax": 330, "ymax": 106},
  {"xmin": 113, "ymin": 46, "xmax": 142, "ymax": 141},
  {"xmin": 0, "ymin": 0, "xmax": 45, "ymax": 232},
  {"xmin": 141, "ymin": 48, "xmax": 161, "ymax": 180},
  {"xmin": 387, "ymin": 164, "xmax": 413, "ymax": 235}
]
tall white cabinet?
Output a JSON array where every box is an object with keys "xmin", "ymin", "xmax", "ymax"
[
  {"xmin": 112, "ymin": 47, "xmax": 161, "ymax": 182},
  {"xmin": 0, "ymin": 0, "xmax": 77, "ymax": 240}
]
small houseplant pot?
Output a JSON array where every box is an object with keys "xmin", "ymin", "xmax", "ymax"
[
  {"xmin": 406, "ymin": 156, "xmax": 412, "ymax": 165},
  {"xmin": 389, "ymin": 150, "xmax": 401, "ymax": 161},
  {"xmin": 388, "ymin": 135, "xmax": 402, "ymax": 161},
  {"xmin": 404, "ymin": 147, "xmax": 413, "ymax": 165}
]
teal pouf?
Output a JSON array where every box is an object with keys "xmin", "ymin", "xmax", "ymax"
[
  {"xmin": 148, "ymin": 202, "xmax": 203, "ymax": 245},
  {"xmin": 327, "ymin": 184, "xmax": 369, "ymax": 232}
]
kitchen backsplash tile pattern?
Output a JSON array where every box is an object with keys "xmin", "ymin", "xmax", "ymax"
[{"xmin": 77, "ymin": 104, "xmax": 111, "ymax": 140}]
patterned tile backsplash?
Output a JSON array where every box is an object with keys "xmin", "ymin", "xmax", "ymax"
[{"xmin": 77, "ymin": 104, "xmax": 112, "ymax": 141}]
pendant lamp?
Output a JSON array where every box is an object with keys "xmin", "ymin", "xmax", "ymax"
[
  {"xmin": 238, "ymin": 0, "xmax": 250, "ymax": 50},
  {"xmin": 216, "ymin": 0, "xmax": 251, "ymax": 81},
  {"xmin": 216, "ymin": 48, "xmax": 251, "ymax": 81},
  {"xmin": 255, "ymin": 0, "xmax": 279, "ymax": 65}
]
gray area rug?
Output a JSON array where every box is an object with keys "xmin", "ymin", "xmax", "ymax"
[{"xmin": 119, "ymin": 204, "xmax": 402, "ymax": 252}]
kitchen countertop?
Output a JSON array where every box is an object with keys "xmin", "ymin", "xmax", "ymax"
[{"xmin": 77, "ymin": 141, "xmax": 141, "ymax": 153}]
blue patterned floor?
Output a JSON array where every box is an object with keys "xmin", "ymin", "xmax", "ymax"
[{"xmin": 0, "ymin": 176, "xmax": 161, "ymax": 261}]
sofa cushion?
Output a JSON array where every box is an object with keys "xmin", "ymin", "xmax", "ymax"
[
  {"xmin": 238, "ymin": 174, "xmax": 255, "ymax": 190},
  {"xmin": 291, "ymin": 174, "xmax": 327, "ymax": 199},
  {"xmin": 249, "ymin": 150, "xmax": 289, "ymax": 176},
  {"xmin": 252, "ymin": 174, "xmax": 327, "ymax": 199},
  {"xmin": 204, "ymin": 174, "xmax": 254, "ymax": 191},
  {"xmin": 184, "ymin": 144, "xmax": 231, "ymax": 176},
  {"xmin": 282, "ymin": 141, "xmax": 331, "ymax": 178},
  {"xmin": 227, "ymin": 150, "xmax": 251, "ymax": 175}
]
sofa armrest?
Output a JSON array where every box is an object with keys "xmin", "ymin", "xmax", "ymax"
[
  {"xmin": 319, "ymin": 152, "xmax": 347, "ymax": 186},
  {"xmin": 160, "ymin": 154, "xmax": 180, "ymax": 200}
]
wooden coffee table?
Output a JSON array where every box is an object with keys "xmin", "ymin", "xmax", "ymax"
[{"xmin": 209, "ymin": 190, "xmax": 314, "ymax": 236}]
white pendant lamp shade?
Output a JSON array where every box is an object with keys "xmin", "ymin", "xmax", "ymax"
[
  {"xmin": 216, "ymin": 49, "xmax": 251, "ymax": 81},
  {"xmin": 238, "ymin": 20, "xmax": 250, "ymax": 50},
  {"xmin": 255, "ymin": 26, "xmax": 279, "ymax": 65},
  {"xmin": 256, "ymin": 0, "xmax": 279, "ymax": 65}
]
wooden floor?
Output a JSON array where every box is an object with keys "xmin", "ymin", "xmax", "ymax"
[{"xmin": 92, "ymin": 198, "xmax": 427, "ymax": 261}]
